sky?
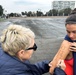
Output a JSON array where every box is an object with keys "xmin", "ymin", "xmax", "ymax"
[{"xmin": 0, "ymin": 0, "xmax": 76, "ymax": 14}]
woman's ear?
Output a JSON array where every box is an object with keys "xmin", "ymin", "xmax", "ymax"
[{"xmin": 17, "ymin": 50, "xmax": 25, "ymax": 58}]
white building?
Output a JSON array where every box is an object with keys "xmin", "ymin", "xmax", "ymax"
[{"xmin": 52, "ymin": 1, "xmax": 75, "ymax": 11}]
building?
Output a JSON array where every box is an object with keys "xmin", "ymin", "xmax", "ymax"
[{"xmin": 52, "ymin": 1, "xmax": 75, "ymax": 11}]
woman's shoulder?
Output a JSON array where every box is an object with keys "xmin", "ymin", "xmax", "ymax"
[{"xmin": 64, "ymin": 35, "xmax": 73, "ymax": 42}]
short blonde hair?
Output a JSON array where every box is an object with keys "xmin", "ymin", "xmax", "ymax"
[{"xmin": 0, "ymin": 24, "xmax": 35, "ymax": 56}]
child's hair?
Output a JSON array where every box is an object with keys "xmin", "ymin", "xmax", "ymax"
[{"xmin": 65, "ymin": 8, "xmax": 76, "ymax": 25}]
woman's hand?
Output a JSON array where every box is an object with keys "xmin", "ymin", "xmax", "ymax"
[
  {"xmin": 57, "ymin": 59, "xmax": 66, "ymax": 70},
  {"xmin": 70, "ymin": 42, "xmax": 76, "ymax": 52},
  {"xmin": 49, "ymin": 59, "xmax": 66, "ymax": 71}
]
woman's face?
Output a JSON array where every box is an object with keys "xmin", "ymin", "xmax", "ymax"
[
  {"xmin": 24, "ymin": 38, "xmax": 35, "ymax": 60},
  {"xmin": 66, "ymin": 24, "xmax": 76, "ymax": 41},
  {"xmin": 17, "ymin": 38, "xmax": 36, "ymax": 61}
]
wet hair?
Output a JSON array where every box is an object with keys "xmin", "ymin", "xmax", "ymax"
[
  {"xmin": 65, "ymin": 14, "xmax": 76, "ymax": 25},
  {"xmin": 65, "ymin": 8, "xmax": 76, "ymax": 25},
  {"xmin": 0, "ymin": 24, "xmax": 35, "ymax": 56}
]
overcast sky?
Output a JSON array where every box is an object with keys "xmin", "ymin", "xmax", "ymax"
[{"xmin": 0, "ymin": 0, "xmax": 76, "ymax": 14}]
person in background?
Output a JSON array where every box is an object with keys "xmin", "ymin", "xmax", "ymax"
[{"xmin": 0, "ymin": 24, "xmax": 66, "ymax": 75}]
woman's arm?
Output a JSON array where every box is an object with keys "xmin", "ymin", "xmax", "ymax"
[
  {"xmin": 53, "ymin": 67, "xmax": 66, "ymax": 75},
  {"xmin": 49, "ymin": 40, "xmax": 71, "ymax": 74},
  {"xmin": 34, "ymin": 60, "xmax": 50, "ymax": 74}
]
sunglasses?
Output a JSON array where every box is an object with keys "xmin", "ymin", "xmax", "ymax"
[{"xmin": 26, "ymin": 43, "xmax": 37, "ymax": 51}]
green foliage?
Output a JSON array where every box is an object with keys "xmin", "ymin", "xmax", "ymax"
[
  {"xmin": 27, "ymin": 11, "xmax": 33, "ymax": 16},
  {"xmin": 0, "ymin": 5, "xmax": 73, "ymax": 17},
  {"xmin": 46, "ymin": 7, "xmax": 72, "ymax": 16},
  {"xmin": 36, "ymin": 11, "xmax": 43, "ymax": 16},
  {"xmin": 64, "ymin": 8, "xmax": 72, "ymax": 16},
  {"xmin": 0, "ymin": 5, "xmax": 3, "ymax": 16}
]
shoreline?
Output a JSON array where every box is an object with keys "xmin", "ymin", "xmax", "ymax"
[{"xmin": 9, "ymin": 16, "xmax": 68, "ymax": 19}]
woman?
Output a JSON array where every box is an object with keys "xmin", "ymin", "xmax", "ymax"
[
  {"xmin": 49, "ymin": 13, "xmax": 76, "ymax": 75},
  {"xmin": 0, "ymin": 24, "xmax": 66, "ymax": 75},
  {"xmin": 64, "ymin": 14, "xmax": 76, "ymax": 75}
]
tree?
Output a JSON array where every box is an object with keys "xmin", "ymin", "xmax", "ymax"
[
  {"xmin": 0, "ymin": 5, "xmax": 3, "ymax": 16},
  {"xmin": 27, "ymin": 11, "xmax": 33, "ymax": 17},
  {"xmin": 46, "ymin": 10, "xmax": 52, "ymax": 16},
  {"xmin": 36, "ymin": 11, "xmax": 43, "ymax": 16},
  {"xmin": 64, "ymin": 8, "xmax": 72, "ymax": 16},
  {"xmin": 9, "ymin": 13, "xmax": 14, "ymax": 17},
  {"xmin": 52, "ymin": 9, "xmax": 58, "ymax": 16},
  {"xmin": 24, "ymin": 11, "xmax": 27, "ymax": 15},
  {"xmin": 21, "ymin": 12, "xmax": 25, "ymax": 15},
  {"xmin": 59, "ymin": 9, "xmax": 64, "ymax": 16}
]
